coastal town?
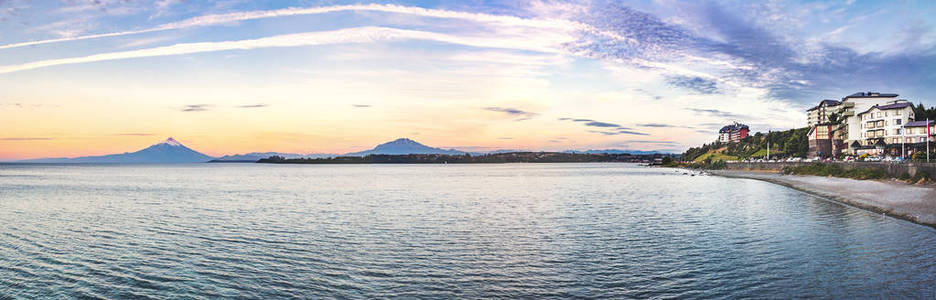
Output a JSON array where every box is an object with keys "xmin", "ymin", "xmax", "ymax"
[
  {"xmin": 690, "ymin": 91, "xmax": 934, "ymax": 163},
  {"xmin": 806, "ymin": 92, "xmax": 933, "ymax": 159}
]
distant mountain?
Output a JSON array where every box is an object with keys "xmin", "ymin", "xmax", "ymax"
[
  {"xmin": 20, "ymin": 138, "xmax": 215, "ymax": 163},
  {"xmin": 345, "ymin": 138, "xmax": 465, "ymax": 156},
  {"xmin": 212, "ymin": 152, "xmax": 336, "ymax": 162},
  {"xmin": 565, "ymin": 149, "xmax": 671, "ymax": 155},
  {"xmin": 467, "ymin": 149, "xmax": 520, "ymax": 156}
]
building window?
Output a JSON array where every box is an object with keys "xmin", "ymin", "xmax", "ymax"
[{"xmin": 896, "ymin": 119, "xmax": 902, "ymax": 125}]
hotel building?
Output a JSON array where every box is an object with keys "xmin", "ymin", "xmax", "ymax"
[
  {"xmin": 806, "ymin": 91, "xmax": 932, "ymax": 157},
  {"xmin": 718, "ymin": 123, "xmax": 749, "ymax": 143}
]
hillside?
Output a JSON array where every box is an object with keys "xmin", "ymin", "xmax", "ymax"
[{"xmin": 684, "ymin": 128, "xmax": 807, "ymax": 162}]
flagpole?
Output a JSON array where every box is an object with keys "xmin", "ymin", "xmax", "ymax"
[{"xmin": 766, "ymin": 130, "xmax": 770, "ymax": 161}]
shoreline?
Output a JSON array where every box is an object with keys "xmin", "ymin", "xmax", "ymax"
[{"xmin": 708, "ymin": 169, "xmax": 936, "ymax": 229}]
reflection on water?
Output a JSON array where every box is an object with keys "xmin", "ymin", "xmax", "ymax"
[{"xmin": 0, "ymin": 163, "xmax": 933, "ymax": 298}]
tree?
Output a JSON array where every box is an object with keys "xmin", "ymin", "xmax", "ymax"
[
  {"xmin": 914, "ymin": 102, "xmax": 936, "ymax": 120},
  {"xmin": 828, "ymin": 112, "xmax": 841, "ymax": 125}
]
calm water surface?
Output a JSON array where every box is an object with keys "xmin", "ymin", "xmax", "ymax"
[{"xmin": 0, "ymin": 163, "xmax": 934, "ymax": 298}]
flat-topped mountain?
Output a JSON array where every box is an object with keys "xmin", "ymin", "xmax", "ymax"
[
  {"xmin": 20, "ymin": 138, "xmax": 215, "ymax": 163},
  {"xmin": 345, "ymin": 138, "xmax": 465, "ymax": 156}
]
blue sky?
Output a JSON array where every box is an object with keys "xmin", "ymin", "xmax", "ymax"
[{"xmin": 0, "ymin": 0, "xmax": 934, "ymax": 159}]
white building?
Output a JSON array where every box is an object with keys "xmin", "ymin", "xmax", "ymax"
[
  {"xmin": 805, "ymin": 91, "xmax": 926, "ymax": 156},
  {"xmin": 856, "ymin": 101, "xmax": 914, "ymax": 146},
  {"xmin": 903, "ymin": 120, "xmax": 934, "ymax": 144},
  {"xmin": 840, "ymin": 92, "xmax": 901, "ymax": 145}
]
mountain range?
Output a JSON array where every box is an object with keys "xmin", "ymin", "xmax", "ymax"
[{"xmin": 17, "ymin": 137, "xmax": 671, "ymax": 163}]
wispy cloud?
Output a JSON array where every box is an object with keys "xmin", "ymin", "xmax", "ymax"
[
  {"xmin": 621, "ymin": 140, "xmax": 680, "ymax": 145},
  {"xmin": 237, "ymin": 104, "xmax": 267, "ymax": 108},
  {"xmin": 560, "ymin": 117, "xmax": 644, "ymax": 135},
  {"xmin": 636, "ymin": 123, "xmax": 679, "ymax": 128},
  {"xmin": 180, "ymin": 104, "xmax": 210, "ymax": 112},
  {"xmin": 559, "ymin": 116, "xmax": 655, "ymax": 136},
  {"xmin": 352, "ymin": 104, "xmax": 372, "ymax": 108},
  {"xmin": 617, "ymin": 130, "xmax": 649, "ymax": 136},
  {"xmin": 584, "ymin": 121, "xmax": 622, "ymax": 128},
  {"xmin": 666, "ymin": 76, "xmax": 719, "ymax": 94},
  {"xmin": 114, "ymin": 133, "xmax": 155, "ymax": 136},
  {"xmin": 0, "ymin": 137, "xmax": 53, "ymax": 141},
  {"xmin": 0, "ymin": 26, "xmax": 566, "ymax": 74},
  {"xmin": 558, "ymin": 118, "xmax": 595, "ymax": 122},
  {"xmin": 588, "ymin": 130, "xmax": 648, "ymax": 136},
  {"xmin": 0, "ymin": 3, "xmax": 587, "ymax": 50},
  {"xmin": 483, "ymin": 106, "xmax": 538, "ymax": 121},
  {"xmin": 686, "ymin": 108, "xmax": 749, "ymax": 119}
]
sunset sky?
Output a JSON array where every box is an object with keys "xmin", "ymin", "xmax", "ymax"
[{"xmin": 1, "ymin": 0, "xmax": 934, "ymax": 160}]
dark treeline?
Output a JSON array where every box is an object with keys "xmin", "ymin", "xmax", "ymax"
[
  {"xmin": 257, "ymin": 152, "xmax": 675, "ymax": 164},
  {"xmin": 683, "ymin": 127, "xmax": 810, "ymax": 161},
  {"xmin": 913, "ymin": 102, "xmax": 936, "ymax": 121}
]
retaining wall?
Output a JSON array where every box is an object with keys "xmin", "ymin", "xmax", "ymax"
[{"xmin": 725, "ymin": 161, "xmax": 936, "ymax": 180}]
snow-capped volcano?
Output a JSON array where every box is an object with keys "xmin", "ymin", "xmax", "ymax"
[
  {"xmin": 158, "ymin": 137, "xmax": 183, "ymax": 147},
  {"xmin": 20, "ymin": 137, "xmax": 215, "ymax": 163}
]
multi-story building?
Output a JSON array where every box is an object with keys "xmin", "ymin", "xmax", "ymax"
[
  {"xmin": 898, "ymin": 120, "xmax": 935, "ymax": 157},
  {"xmin": 806, "ymin": 91, "xmax": 921, "ymax": 157},
  {"xmin": 718, "ymin": 123, "xmax": 749, "ymax": 143},
  {"xmin": 840, "ymin": 92, "xmax": 900, "ymax": 145},
  {"xmin": 806, "ymin": 99, "xmax": 848, "ymax": 158},
  {"xmin": 852, "ymin": 101, "xmax": 915, "ymax": 155},
  {"xmin": 806, "ymin": 99, "xmax": 843, "ymax": 128}
]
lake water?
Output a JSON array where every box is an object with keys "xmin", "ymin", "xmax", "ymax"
[{"xmin": 0, "ymin": 163, "xmax": 934, "ymax": 298}]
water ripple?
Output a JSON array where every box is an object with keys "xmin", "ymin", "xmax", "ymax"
[{"xmin": 0, "ymin": 163, "xmax": 934, "ymax": 298}]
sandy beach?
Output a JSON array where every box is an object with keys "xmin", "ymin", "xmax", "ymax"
[{"xmin": 710, "ymin": 169, "xmax": 936, "ymax": 228}]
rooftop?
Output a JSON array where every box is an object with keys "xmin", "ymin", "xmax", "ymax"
[
  {"xmin": 877, "ymin": 102, "xmax": 911, "ymax": 110},
  {"xmin": 843, "ymin": 91, "xmax": 898, "ymax": 100},
  {"xmin": 904, "ymin": 120, "xmax": 934, "ymax": 127},
  {"xmin": 857, "ymin": 101, "xmax": 911, "ymax": 115},
  {"xmin": 806, "ymin": 99, "xmax": 842, "ymax": 111},
  {"xmin": 719, "ymin": 123, "xmax": 749, "ymax": 133}
]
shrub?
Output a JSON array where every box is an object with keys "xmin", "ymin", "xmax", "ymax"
[
  {"xmin": 783, "ymin": 163, "xmax": 886, "ymax": 180},
  {"xmin": 899, "ymin": 172, "xmax": 912, "ymax": 180}
]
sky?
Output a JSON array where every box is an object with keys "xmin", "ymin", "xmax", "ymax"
[{"xmin": 1, "ymin": 0, "xmax": 934, "ymax": 160}]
